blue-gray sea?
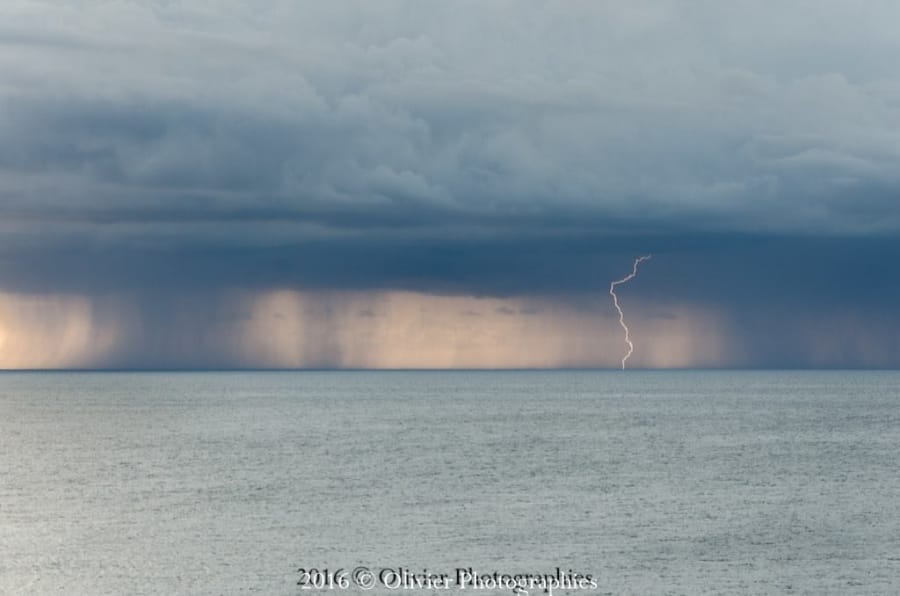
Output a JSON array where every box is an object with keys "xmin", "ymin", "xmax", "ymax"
[{"xmin": 2, "ymin": 371, "xmax": 899, "ymax": 595}]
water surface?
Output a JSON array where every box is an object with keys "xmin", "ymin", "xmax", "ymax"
[{"xmin": 2, "ymin": 371, "xmax": 899, "ymax": 595}]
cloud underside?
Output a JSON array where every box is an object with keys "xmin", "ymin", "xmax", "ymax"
[{"xmin": 1, "ymin": 1, "xmax": 899, "ymax": 368}]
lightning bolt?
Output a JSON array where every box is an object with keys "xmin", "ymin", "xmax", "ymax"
[{"xmin": 609, "ymin": 255, "xmax": 652, "ymax": 369}]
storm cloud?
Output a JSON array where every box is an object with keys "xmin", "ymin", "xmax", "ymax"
[{"xmin": 1, "ymin": 1, "xmax": 899, "ymax": 367}]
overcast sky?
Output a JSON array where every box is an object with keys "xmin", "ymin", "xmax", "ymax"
[{"xmin": 1, "ymin": 1, "xmax": 899, "ymax": 368}]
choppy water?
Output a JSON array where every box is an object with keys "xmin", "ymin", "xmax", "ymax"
[{"xmin": 2, "ymin": 371, "xmax": 899, "ymax": 595}]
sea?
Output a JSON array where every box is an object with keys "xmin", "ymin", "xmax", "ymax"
[{"xmin": 2, "ymin": 371, "xmax": 899, "ymax": 595}]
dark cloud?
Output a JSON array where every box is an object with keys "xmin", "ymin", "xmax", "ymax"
[{"xmin": 1, "ymin": 1, "xmax": 899, "ymax": 367}]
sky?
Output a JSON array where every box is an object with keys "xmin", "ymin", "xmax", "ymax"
[{"xmin": 1, "ymin": 0, "xmax": 899, "ymax": 369}]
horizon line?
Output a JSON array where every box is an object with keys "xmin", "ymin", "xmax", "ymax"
[{"xmin": 1, "ymin": 367, "xmax": 898, "ymax": 373}]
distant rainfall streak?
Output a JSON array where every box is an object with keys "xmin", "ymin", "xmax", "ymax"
[{"xmin": 609, "ymin": 255, "xmax": 652, "ymax": 369}]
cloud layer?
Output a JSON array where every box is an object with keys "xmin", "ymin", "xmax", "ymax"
[{"xmin": 1, "ymin": 1, "xmax": 899, "ymax": 367}]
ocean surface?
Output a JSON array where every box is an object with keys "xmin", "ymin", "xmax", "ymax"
[{"xmin": 2, "ymin": 371, "xmax": 899, "ymax": 595}]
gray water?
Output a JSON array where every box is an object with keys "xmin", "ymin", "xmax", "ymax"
[{"xmin": 1, "ymin": 371, "xmax": 899, "ymax": 595}]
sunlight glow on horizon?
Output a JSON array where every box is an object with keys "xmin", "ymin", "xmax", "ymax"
[{"xmin": 0, "ymin": 289, "xmax": 733, "ymax": 370}]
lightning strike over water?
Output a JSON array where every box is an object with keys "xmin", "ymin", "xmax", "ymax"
[{"xmin": 609, "ymin": 255, "xmax": 652, "ymax": 369}]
